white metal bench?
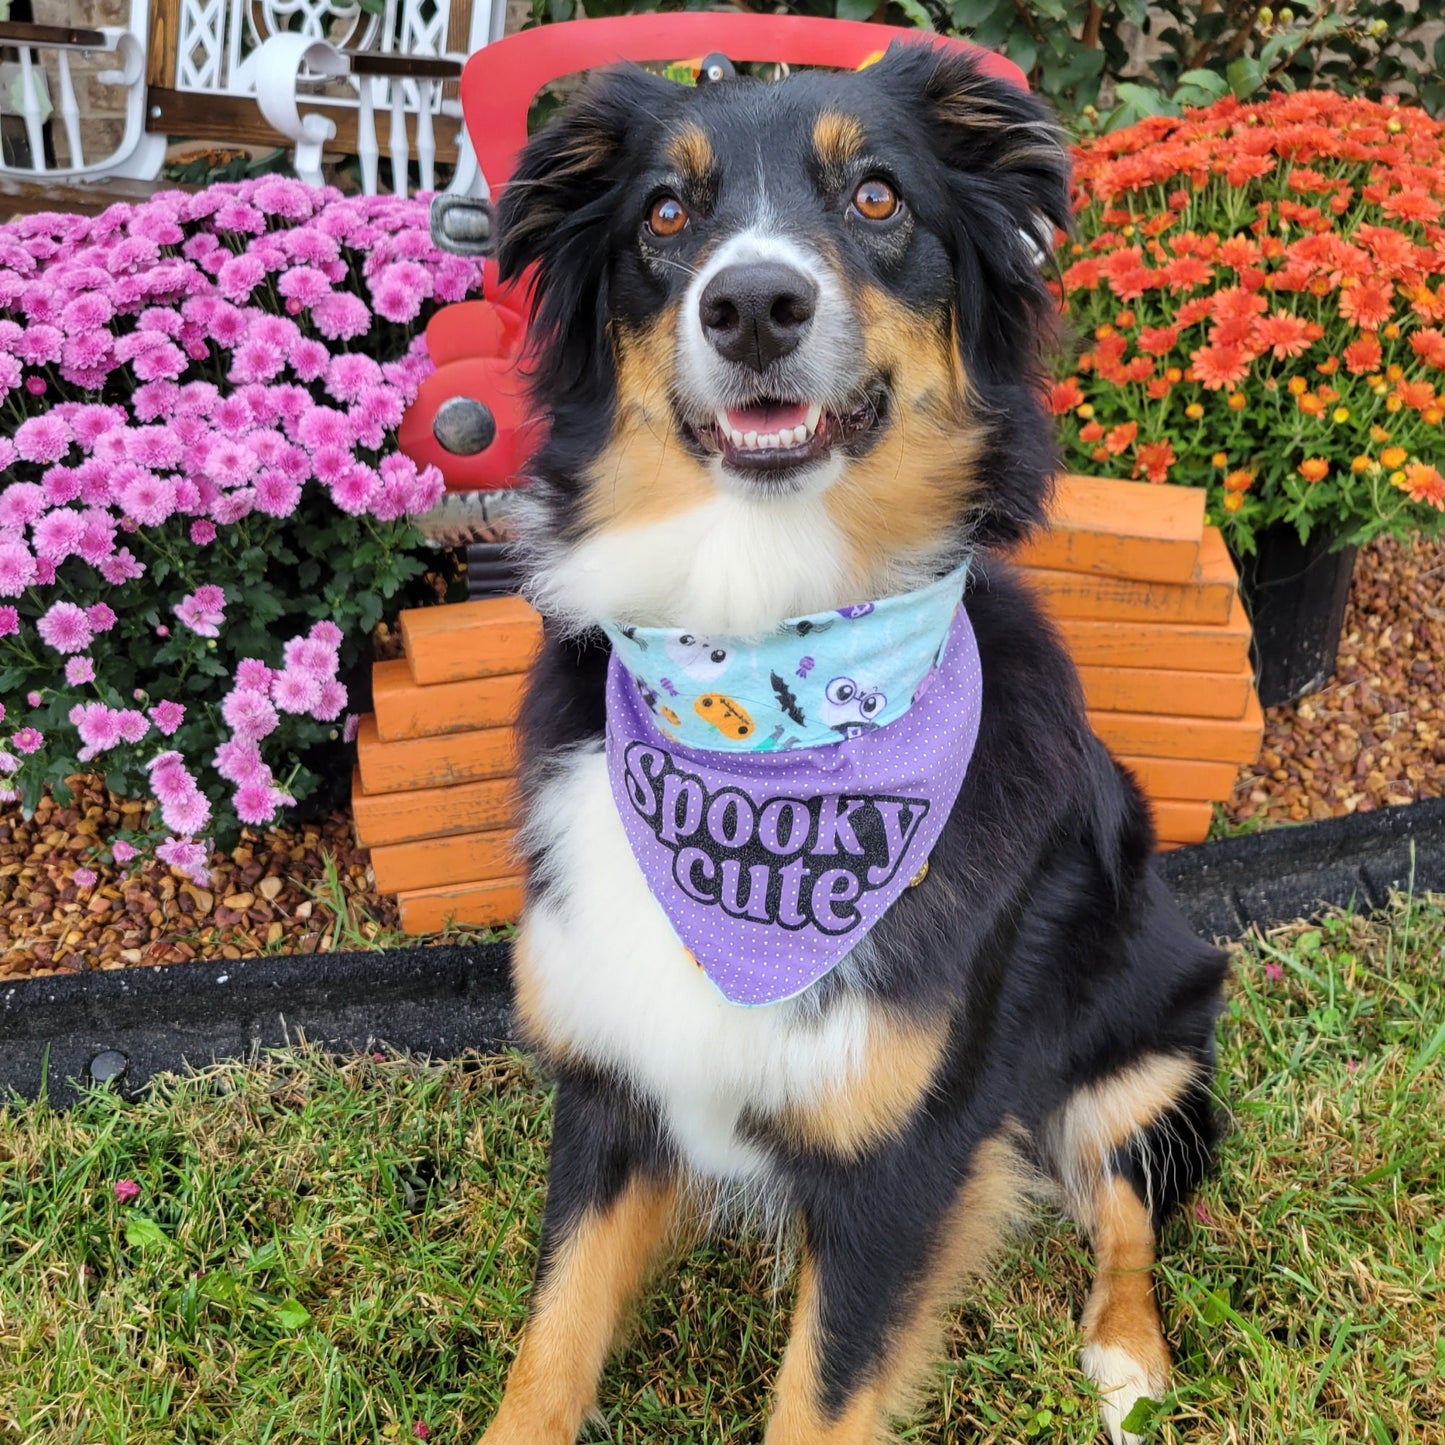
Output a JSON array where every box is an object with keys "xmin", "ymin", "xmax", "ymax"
[{"xmin": 0, "ymin": 0, "xmax": 506, "ymax": 198}]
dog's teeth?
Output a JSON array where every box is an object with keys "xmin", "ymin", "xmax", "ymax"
[
  {"xmin": 744, "ymin": 430, "xmax": 759, "ymax": 448},
  {"xmin": 730, "ymin": 427, "xmax": 744, "ymax": 447},
  {"xmin": 804, "ymin": 403, "xmax": 822, "ymax": 435},
  {"xmin": 790, "ymin": 424, "xmax": 808, "ymax": 445},
  {"xmin": 714, "ymin": 409, "xmax": 731, "ymax": 435}
]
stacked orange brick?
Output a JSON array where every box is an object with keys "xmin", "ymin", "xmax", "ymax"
[
  {"xmin": 1014, "ymin": 474, "xmax": 1264, "ymax": 848},
  {"xmin": 352, "ymin": 473, "xmax": 1264, "ymax": 931}
]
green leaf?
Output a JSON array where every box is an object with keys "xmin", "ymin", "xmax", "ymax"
[
  {"xmin": 274, "ymin": 1298, "xmax": 312, "ymax": 1330},
  {"xmin": 892, "ymin": 0, "xmax": 934, "ymax": 29},
  {"xmin": 124, "ymin": 1217, "xmax": 168, "ymax": 1249},
  {"xmin": 1174, "ymin": 68, "xmax": 1230, "ymax": 99},
  {"xmin": 1119, "ymin": 1395, "xmax": 1162, "ymax": 1433},
  {"xmin": 949, "ymin": 0, "xmax": 1000, "ymax": 29},
  {"xmin": 1226, "ymin": 56, "xmax": 1266, "ymax": 97}
]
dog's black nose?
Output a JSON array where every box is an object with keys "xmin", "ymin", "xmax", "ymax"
[{"xmin": 699, "ymin": 263, "xmax": 817, "ymax": 370}]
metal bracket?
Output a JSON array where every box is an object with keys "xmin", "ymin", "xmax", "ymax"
[{"xmin": 430, "ymin": 193, "xmax": 493, "ymax": 256}]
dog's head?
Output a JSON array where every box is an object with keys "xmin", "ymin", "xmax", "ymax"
[{"xmin": 498, "ymin": 45, "xmax": 1070, "ymax": 635}]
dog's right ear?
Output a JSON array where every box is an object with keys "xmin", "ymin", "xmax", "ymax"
[{"xmin": 497, "ymin": 66, "xmax": 679, "ymax": 402}]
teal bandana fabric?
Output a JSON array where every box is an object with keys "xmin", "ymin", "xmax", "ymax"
[{"xmin": 599, "ymin": 563, "xmax": 969, "ymax": 753}]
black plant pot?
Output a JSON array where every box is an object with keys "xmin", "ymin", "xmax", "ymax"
[{"xmin": 1235, "ymin": 524, "xmax": 1359, "ymax": 709}]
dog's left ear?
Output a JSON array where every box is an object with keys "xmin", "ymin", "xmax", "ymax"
[
  {"xmin": 912, "ymin": 49, "xmax": 1073, "ymax": 384},
  {"xmin": 496, "ymin": 65, "xmax": 679, "ymax": 403}
]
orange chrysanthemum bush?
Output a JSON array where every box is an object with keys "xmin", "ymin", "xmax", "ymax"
[{"xmin": 1053, "ymin": 88, "xmax": 1445, "ymax": 553}]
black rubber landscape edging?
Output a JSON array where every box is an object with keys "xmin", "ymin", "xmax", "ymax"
[{"xmin": 5, "ymin": 797, "xmax": 1443, "ymax": 1108}]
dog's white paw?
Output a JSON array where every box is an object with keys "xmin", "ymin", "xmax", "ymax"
[{"xmin": 1080, "ymin": 1341, "xmax": 1167, "ymax": 1445}]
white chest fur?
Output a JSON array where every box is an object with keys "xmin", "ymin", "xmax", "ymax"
[{"xmin": 518, "ymin": 745, "xmax": 873, "ymax": 1180}]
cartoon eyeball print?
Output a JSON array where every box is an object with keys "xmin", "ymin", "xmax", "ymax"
[
  {"xmin": 821, "ymin": 676, "xmax": 887, "ymax": 735},
  {"xmin": 665, "ymin": 632, "xmax": 731, "ymax": 681}
]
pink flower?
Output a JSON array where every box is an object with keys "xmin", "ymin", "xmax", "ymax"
[
  {"xmin": 32, "ymin": 508, "xmax": 85, "ymax": 561},
  {"xmin": 116, "ymin": 710, "xmax": 149, "ymax": 744},
  {"xmin": 162, "ymin": 789, "xmax": 212, "ymax": 837},
  {"xmin": 331, "ymin": 463, "xmax": 379, "ymax": 516},
  {"xmin": 217, "ymin": 254, "xmax": 266, "ymax": 302},
  {"xmin": 325, "ymin": 353, "xmax": 383, "ymax": 404},
  {"xmin": 124, "ymin": 426, "xmax": 183, "ymax": 470},
  {"xmin": 111, "ymin": 839, "xmax": 138, "ymax": 864},
  {"xmin": 343, "ymin": 713, "xmax": 360, "ymax": 743},
  {"xmin": 210, "ymin": 489, "xmax": 254, "ymax": 526},
  {"xmin": 228, "ymin": 339, "xmax": 285, "ymax": 385},
  {"xmin": 272, "ymin": 667, "xmax": 322, "ymax": 714},
  {"xmin": 132, "ymin": 342, "xmax": 187, "ymax": 382},
  {"xmin": 76, "ymin": 511, "xmax": 118, "ymax": 566},
  {"xmin": 113, "ymin": 1179, "xmax": 141, "ymax": 1203},
  {"xmin": 290, "ymin": 338, "xmax": 331, "ymax": 382},
  {"xmin": 87, "ymin": 602, "xmax": 117, "ymax": 633},
  {"xmin": 193, "ymin": 584, "xmax": 225, "ymax": 611},
  {"xmin": 312, "ymin": 291, "xmax": 371, "ymax": 340},
  {"xmin": 12, "ymin": 727, "xmax": 43, "ymax": 754},
  {"xmin": 0, "ymin": 541, "xmax": 37, "ymax": 596},
  {"xmin": 71, "ymin": 403, "xmax": 124, "ymax": 447},
  {"xmin": 208, "ymin": 439, "xmax": 260, "ymax": 487},
  {"xmin": 156, "ymin": 836, "xmax": 211, "ymax": 885},
  {"xmin": 100, "ymin": 547, "xmax": 145, "ymax": 584},
  {"xmin": 214, "ymin": 737, "xmax": 267, "ymax": 784},
  {"xmin": 412, "ymin": 1425, "xmax": 430, "ymax": 1441},
  {"xmin": 72, "ymin": 702, "xmax": 122, "ymax": 754},
  {"xmin": 253, "ymin": 469, "xmax": 302, "ymax": 519},
  {"xmin": 284, "ymin": 636, "xmax": 338, "ymax": 677},
  {"xmin": 190, "ymin": 519, "xmax": 217, "ymax": 545},
  {"xmin": 234, "ymin": 658, "xmax": 273, "ymax": 691},
  {"xmin": 313, "ymin": 678, "xmax": 348, "ymax": 721},
  {"xmin": 371, "ymin": 261, "xmax": 432, "ymax": 323},
  {"xmin": 174, "ymin": 587, "xmax": 226, "ymax": 637},
  {"xmin": 73, "ymin": 866, "xmax": 97, "ymax": 889},
  {"xmin": 25, "ymin": 690, "xmax": 41, "ymax": 706},
  {"xmin": 1264, "ymin": 962, "xmax": 1284, "ymax": 984},
  {"xmin": 37, "ymin": 601, "xmax": 93, "ymax": 654},
  {"xmin": 40, "ymin": 467, "xmax": 80, "ymax": 506},
  {"xmin": 0, "ymin": 606, "xmax": 18, "ymax": 637},
  {"xmin": 233, "ymin": 779, "xmax": 289, "ymax": 826},
  {"xmin": 221, "ymin": 688, "xmax": 279, "ymax": 741},
  {"xmin": 148, "ymin": 757, "xmax": 194, "ymax": 804},
  {"xmin": 149, "ymin": 700, "xmax": 186, "ymax": 735},
  {"xmin": 0, "ymin": 482, "xmax": 46, "ymax": 529},
  {"xmin": 309, "ymin": 620, "xmax": 343, "ymax": 648},
  {"xmin": 61, "ymin": 294, "xmax": 113, "ymax": 332},
  {"xmin": 119, "ymin": 473, "xmax": 178, "ymax": 527},
  {"xmin": 65, "ymin": 656, "xmax": 96, "ymax": 685},
  {"xmin": 297, "ymin": 406, "xmax": 353, "ymax": 452}
]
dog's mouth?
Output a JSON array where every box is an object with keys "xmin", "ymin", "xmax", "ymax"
[{"xmin": 682, "ymin": 382, "xmax": 890, "ymax": 479}]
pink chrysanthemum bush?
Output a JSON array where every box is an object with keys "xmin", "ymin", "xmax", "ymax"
[{"xmin": 0, "ymin": 179, "xmax": 482, "ymax": 882}]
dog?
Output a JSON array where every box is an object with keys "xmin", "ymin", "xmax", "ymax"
[{"xmin": 482, "ymin": 41, "xmax": 1229, "ymax": 1445}]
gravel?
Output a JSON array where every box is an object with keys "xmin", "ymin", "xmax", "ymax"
[
  {"xmin": 4, "ymin": 536, "xmax": 1439, "ymax": 981},
  {"xmin": 1226, "ymin": 532, "xmax": 1445, "ymax": 828}
]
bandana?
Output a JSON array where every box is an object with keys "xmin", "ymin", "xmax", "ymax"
[{"xmin": 601, "ymin": 565, "xmax": 981, "ymax": 1007}]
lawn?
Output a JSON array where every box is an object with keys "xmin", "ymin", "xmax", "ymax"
[{"xmin": 2, "ymin": 895, "xmax": 1442, "ymax": 1445}]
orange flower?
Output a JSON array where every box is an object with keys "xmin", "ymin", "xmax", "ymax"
[
  {"xmin": 1397, "ymin": 379, "xmax": 1436, "ymax": 409},
  {"xmin": 1105, "ymin": 421, "xmax": 1139, "ymax": 455},
  {"xmin": 1222, "ymin": 493, "xmax": 1245, "ymax": 512},
  {"xmin": 1381, "ymin": 446, "xmax": 1408, "ymax": 468},
  {"xmin": 1223, "ymin": 469, "xmax": 1254, "ymax": 492},
  {"xmin": 1401, "ymin": 462, "xmax": 1445, "ymax": 508},
  {"xmin": 1254, "ymin": 311, "xmax": 1313, "ymax": 359},
  {"xmin": 1338, "ymin": 277, "xmax": 1394, "ymax": 328},
  {"xmin": 1410, "ymin": 327, "xmax": 1445, "ymax": 369},
  {"xmin": 1138, "ymin": 325, "xmax": 1179, "ymax": 356},
  {"xmin": 1048, "ymin": 379, "xmax": 1086, "ymax": 414},
  {"xmin": 1350, "ymin": 455, "xmax": 1371, "ymax": 473},
  {"xmin": 1228, "ymin": 391, "xmax": 1248, "ymax": 411},
  {"xmin": 1134, "ymin": 438, "xmax": 1176, "ymax": 483},
  {"xmin": 1343, "ymin": 335, "xmax": 1383, "ymax": 375},
  {"xmin": 1191, "ymin": 343, "xmax": 1251, "ymax": 391},
  {"xmin": 1298, "ymin": 457, "xmax": 1330, "ymax": 483},
  {"xmin": 1079, "ymin": 421, "xmax": 1106, "ymax": 442},
  {"xmin": 1297, "ymin": 393, "xmax": 1326, "ymax": 417}
]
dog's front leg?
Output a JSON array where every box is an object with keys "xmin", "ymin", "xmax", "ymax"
[{"xmin": 478, "ymin": 1073, "xmax": 678, "ymax": 1445}]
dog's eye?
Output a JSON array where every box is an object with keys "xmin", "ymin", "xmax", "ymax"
[
  {"xmin": 851, "ymin": 178, "xmax": 899, "ymax": 223},
  {"xmin": 647, "ymin": 196, "xmax": 689, "ymax": 238}
]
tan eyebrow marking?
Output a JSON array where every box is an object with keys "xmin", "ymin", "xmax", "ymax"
[
  {"xmin": 667, "ymin": 124, "xmax": 714, "ymax": 181},
  {"xmin": 812, "ymin": 110, "xmax": 866, "ymax": 174}
]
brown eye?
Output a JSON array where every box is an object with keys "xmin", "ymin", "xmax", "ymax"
[
  {"xmin": 647, "ymin": 195, "xmax": 688, "ymax": 237},
  {"xmin": 851, "ymin": 177, "xmax": 899, "ymax": 222}
]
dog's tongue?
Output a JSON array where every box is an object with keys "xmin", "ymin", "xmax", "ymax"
[{"xmin": 725, "ymin": 401, "xmax": 809, "ymax": 434}]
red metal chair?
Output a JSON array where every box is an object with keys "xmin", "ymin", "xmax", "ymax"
[{"xmin": 398, "ymin": 14, "xmax": 1025, "ymax": 499}]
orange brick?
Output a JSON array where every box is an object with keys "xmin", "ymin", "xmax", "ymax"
[
  {"xmin": 1014, "ymin": 473, "xmax": 1204, "ymax": 584},
  {"xmin": 372, "ymin": 658, "xmax": 527, "ymax": 741},
  {"xmin": 1089, "ymin": 691, "xmax": 1264, "ymax": 764},
  {"xmin": 371, "ymin": 828, "xmax": 522, "ymax": 893},
  {"xmin": 1078, "ymin": 659, "xmax": 1253, "ymax": 719},
  {"xmin": 351, "ymin": 769, "xmax": 518, "ymax": 847},
  {"xmin": 1022, "ymin": 526, "xmax": 1237, "ymax": 625},
  {"xmin": 355, "ymin": 713, "xmax": 517, "ymax": 794},
  {"xmin": 400, "ymin": 595, "xmax": 543, "ymax": 686},
  {"xmin": 1116, "ymin": 755, "xmax": 1240, "ymax": 801},
  {"xmin": 1053, "ymin": 593, "xmax": 1251, "ymax": 673},
  {"xmin": 398, "ymin": 876, "xmax": 525, "ymax": 933},
  {"xmin": 1150, "ymin": 798, "xmax": 1213, "ymax": 845}
]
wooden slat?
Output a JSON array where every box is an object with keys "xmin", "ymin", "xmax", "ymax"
[
  {"xmin": 0, "ymin": 21, "xmax": 106, "ymax": 48},
  {"xmin": 0, "ymin": 175, "xmax": 192, "ymax": 220},
  {"xmin": 1116, "ymin": 755, "xmax": 1240, "ymax": 801},
  {"xmin": 1089, "ymin": 692, "xmax": 1264, "ymax": 764},
  {"xmin": 372, "ymin": 659, "xmax": 527, "ymax": 741},
  {"xmin": 400, "ymin": 595, "xmax": 543, "ymax": 685},
  {"xmin": 1150, "ymin": 798, "xmax": 1214, "ymax": 845},
  {"xmin": 349, "ymin": 52, "xmax": 461, "ymax": 79},
  {"xmin": 371, "ymin": 828, "xmax": 521, "ymax": 893},
  {"xmin": 350, "ymin": 768, "xmax": 517, "ymax": 847},
  {"xmin": 145, "ymin": 88, "xmax": 461, "ymax": 164},
  {"xmin": 1077, "ymin": 660, "xmax": 1254, "ymax": 720},
  {"xmin": 398, "ymin": 876, "xmax": 525, "ymax": 933},
  {"xmin": 1015, "ymin": 473, "xmax": 1204, "ymax": 584},
  {"xmin": 1021, "ymin": 527, "xmax": 1237, "ymax": 626},
  {"xmin": 355, "ymin": 713, "xmax": 517, "ymax": 794},
  {"xmin": 145, "ymin": 0, "xmax": 176, "ymax": 89},
  {"xmin": 1053, "ymin": 593, "xmax": 1251, "ymax": 674}
]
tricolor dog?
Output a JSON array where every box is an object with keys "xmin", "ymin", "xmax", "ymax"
[{"xmin": 479, "ymin": 41, "xmax": 1228, "ymax": 1445}]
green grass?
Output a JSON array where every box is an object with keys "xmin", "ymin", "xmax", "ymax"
[{"xmin": 3, "ymin": 895, "xmax": 1443, "ymax": 1444}]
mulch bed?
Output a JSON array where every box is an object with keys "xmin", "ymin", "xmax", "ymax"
[{"xmin": 4, "ymin": 534, "xmax": 1440, "ymax": 982}]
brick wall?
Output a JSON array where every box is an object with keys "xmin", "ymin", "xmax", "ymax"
[{"xmin": 27, "ymin": 0, "xmax": 130, "ymax": 167}]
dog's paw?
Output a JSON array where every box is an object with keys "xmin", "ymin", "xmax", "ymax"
[{"xmin": 1080, "ymin": 1341, "xmax": 1167, "ymax": 1445}]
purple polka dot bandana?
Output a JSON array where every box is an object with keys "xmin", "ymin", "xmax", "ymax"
[{"xmin": 603, "ymin": 575, "xmax": 982, "ymax": 1007}]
